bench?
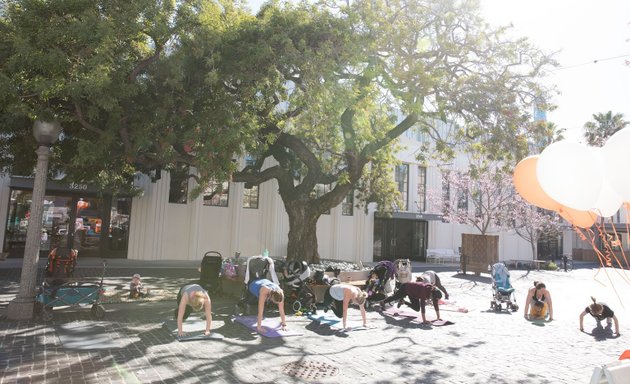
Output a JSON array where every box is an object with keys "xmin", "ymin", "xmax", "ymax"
[{"xmin": 426, "ymin": 249, "xmax": 460, "ymax": 264}]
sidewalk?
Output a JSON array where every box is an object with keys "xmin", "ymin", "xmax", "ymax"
[{"xmin": 1, "ymin": 258, "xmax": 628, "ymax": 383}]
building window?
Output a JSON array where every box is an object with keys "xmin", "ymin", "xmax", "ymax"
[
  {"xmin": 417, "ymin": 166, "xmax": 426, "ymax": 212},
  {"xmin": 203, "ymin": 180, "xmax": 229, "ymax": 207},
  {"xmin": 314, "ymin": 184, "xmax": 331, "ymax": 214},
  {"xmin": 457, "ymin": 188, "xmax": 468, "ymax": 210},
  {"xmin": 474, "ymin": 195, "xmax": 482, "ymax": 218},
  {"xmin": 243, "ymin": 185, "xmax": 259, "ymax": 209},
  {"xmin": 342, "ymin": 190, "xmax": 354, "ymax": 216},
  {"xmin": 442, "ymin": 171, "xmax": 450, "ymax": 214},
  {"xmin": 395, "ymin": 164, "xmax": 409, "ymax": 211},
  {"xmin": 168, "ymin": 164, "xmax": 189, "ymax": 204}
]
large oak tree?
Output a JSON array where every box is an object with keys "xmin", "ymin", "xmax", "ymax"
[
  {"xmin": 1, "ymin": 0, "xmax": 557, "ymax": 263},
  {"xmin": 228, "ymin": 0, "xmax": 556, "ymax": 262}
]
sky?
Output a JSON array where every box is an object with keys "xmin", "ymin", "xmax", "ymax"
[{"xmin": 246, "ymin": 0, "xmax": 630, "ymax": 142}]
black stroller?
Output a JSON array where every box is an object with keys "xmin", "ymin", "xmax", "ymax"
[
  {"xmin": 234, "ymin": 254, "xmax": 280, "ymax": 315},
  {"xmin": 364, "ymin": 260, "xmax": 397, "ymax": 308},
  {"xmin": 199, "ymin": 251, "xmax": 223, "ymax": 296},
  {"xmin": 282, "ymin": 261, "xmax": 317, "ymax": 314}
]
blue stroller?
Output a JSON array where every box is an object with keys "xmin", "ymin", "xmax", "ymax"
[{"xmin": 490, "ymin": 262, "xmax": 519, "ymax": 312}]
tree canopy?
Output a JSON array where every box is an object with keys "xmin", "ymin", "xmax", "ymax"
[
  {"xmin": 1, "ymin": 0, "xmax": 558, "ymax": 262},
  {"xmin": 583, "ymin": 111, "xmax": 628, "ymax": 147},
  {"xmin": 0, "ymin": 0, "xmax": 255, "ymax": 190},
  {"xmin": 229, "ymin": 0, "xmax": 556, "ymax": 261}
]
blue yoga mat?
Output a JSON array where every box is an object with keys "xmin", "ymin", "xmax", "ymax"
[{"xmin": 307, "ymin": 313, "xmax": 341, "ymax": 325}]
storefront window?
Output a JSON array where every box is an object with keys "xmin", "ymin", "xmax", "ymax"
[{"xmin": 4, "ymin": 190, "xmax": 131, "ymax": 258}]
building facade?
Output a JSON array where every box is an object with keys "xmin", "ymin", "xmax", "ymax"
[{"xmin": 2, "ymin": 130, "xmax": 599, "ymax": 263}]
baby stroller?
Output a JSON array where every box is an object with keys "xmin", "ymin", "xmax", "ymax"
[
  {"xmin": 199, "ymin": 251, "xmax": 223, "ymax": 296},
  {"xmin": 45, "ymin": 246, "xmax": 78, "ymax": 283},
  {"xmin": 364, "ymin": 260, "xmax": 397, "ymax": 307},
  {"xmin": 235, "ymin": 254, "xmax": 280, "ymax": 315},
  {"xmin": 490, "ymin": 262, "xmax": 519, "ymax": 312},
  {"xmin": 394, "ymin": 259, "xmax": 413, "ymax": 286},
  {"xmin": 282, "ymin": 260, "xmax": 317, "ymax": 314}
]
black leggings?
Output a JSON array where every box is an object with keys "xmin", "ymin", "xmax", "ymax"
[
  {"xmin": 323, "ymin": 288, "xmax": 344, "ymax": 318},
  {"xmin": 384, "ymin": 284, "xmax": 425, "ymax": 313}
]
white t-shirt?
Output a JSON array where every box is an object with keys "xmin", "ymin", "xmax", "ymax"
[{"xmin": 329, "ymin": 284, "xmax": 347, "ymax": 301}]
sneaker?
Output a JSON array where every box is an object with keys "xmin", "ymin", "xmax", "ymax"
[
  {"xmin": 397, "ymin": 299, "xmax": 404, "ymax": 309},
  {"xmin": 323, "ymin": 306, "xmax": 329, "ymax": 313}
]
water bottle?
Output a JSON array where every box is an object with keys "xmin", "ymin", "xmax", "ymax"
[{"xmin": 262, "ymin": 249, "xmax": 269, "ymax": 257}]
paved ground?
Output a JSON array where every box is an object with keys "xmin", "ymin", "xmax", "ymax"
[{"xmin": 0, "ymin": 257, "xmax": 628, "ymax": 383}]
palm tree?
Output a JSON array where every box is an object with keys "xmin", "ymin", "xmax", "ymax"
[{"xmin": 583, "ymin": 111, "xmax": 628, "ymax": 147}]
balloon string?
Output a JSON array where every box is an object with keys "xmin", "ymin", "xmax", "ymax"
[
  {"xmin": 595, "ymin": 218, "xmax": 630, "ymax": 285},
  {"xmin": 583, "ymin": 222, "xmax": 625, "ymax": 308},
  {"xmin": 609, "ymin": 215, "xmax": 630, "ymax": 271}
]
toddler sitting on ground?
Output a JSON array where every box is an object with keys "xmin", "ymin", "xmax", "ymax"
[{"xmin": 129, "ymin": 273, "xmax": 149, "ymax": 299}]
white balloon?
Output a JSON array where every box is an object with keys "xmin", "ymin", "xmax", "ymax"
[
  {"xmin": 603, "ymin": 127, "xmax": 630, "ymax": 201},
  {"xmin": 591, "ymin": 147, "xmax": 622, "ymax": 217},
  {"xmin": 537, "ymin": 141, "xmax": 603, "ymax": 211}
]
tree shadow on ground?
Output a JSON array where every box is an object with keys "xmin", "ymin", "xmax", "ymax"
[{"xmin": 450, "ymin": 273, "xmax": 492, "ymax": 285}]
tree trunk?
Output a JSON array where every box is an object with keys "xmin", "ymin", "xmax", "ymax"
[
  {"xmin": 285, "ymin": 202, "xmax": 320, "ymax": 263},
  {"xmin": 531, "ymin": 240, "xmax": 537, "ymax": 261}
]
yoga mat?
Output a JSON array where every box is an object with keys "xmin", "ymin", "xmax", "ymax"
[
  {"xmin": 177, "ymin": 333, "xmax": 224, "ymax": 342},
  {"xmin": 438, "ymin": 299, "xmax": 470, "ymax": 313},
  {"xmin": 162, "ymin": 319, "xmax": 224, "ymax": 341},
  {"xmin": 233, "ymin": 316, "xmax": 303, "ymax": 338},
  {"xmin": 384, "ymin": 307, "xmax": 454, "ymax": 325},
  {"xmin": 430, "ymin": 319, "xmax": 455, "ymax": 326},
  {"xmin": 307, "ymin": 313, "xmax": 341, "ymax": 326},
  {"xmin": 384, "ymin": 306, "xmax": 421, "ymax": 318},
  {"xmin": 57, "ymin": 321, "xmax": 125, "ymax": 350}
]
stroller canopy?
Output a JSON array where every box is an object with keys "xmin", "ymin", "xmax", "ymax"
[{"xmin": 491, "ymin": 262, "xmax": 513, "ymax": 292}]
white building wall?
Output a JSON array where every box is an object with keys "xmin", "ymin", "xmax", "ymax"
[{"xmin": 0, "ymin": 129, "xmax": 573, "ymax": 262}]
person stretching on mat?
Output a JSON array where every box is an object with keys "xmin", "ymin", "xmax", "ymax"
[
  {"xmin": 323, "ymin": 283, "xmax": 368, "ymax": 330},
  {"xmin": 523, "ymin": 281, "xmax": 553, "ymax": 321},
  {"xmin": 383, "ymin": 281, "xmax": 442, "ymax": 324},
  {"xmin": 175, "ymin": 284, "xmax": 212, "ymax": 337},
  {"xmin": 579, "ymin": 297, "xmax": 620, "ymax": 336},
  {"xmin": 249, "ymin": 278, "xmax": 287, "ymax": 334}
]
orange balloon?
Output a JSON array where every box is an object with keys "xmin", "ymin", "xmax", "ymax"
[
  {"xmin": 513, "ymin": 156, "xmax": 560, "ymax": 211},
  {"xmin": 558, "ymin": 205, "xmax": 598, "ymax": 228}
]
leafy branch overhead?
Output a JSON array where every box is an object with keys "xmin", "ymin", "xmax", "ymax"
[{"xmin": 0, "ymin": 0, "xmax": 557, "ymax": 262}]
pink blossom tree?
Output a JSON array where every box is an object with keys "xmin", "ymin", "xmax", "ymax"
[
  {"xmin": 429, "ymin": 167, "xmax": 516, "ymax": 235},
  {"xmin": 428, "ymin": 165, "xmax": 562, "ymax": 259},
  {"xmin": 510, "ymin": 195, "xmax": 562, "ymax": 260}
]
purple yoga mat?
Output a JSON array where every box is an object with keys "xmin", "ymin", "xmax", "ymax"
[
  {"xmin": 383, "ymin": 307, "xmax": 454, "ymax": 325},
  {"xmin": 233, "ymin": 316, "xmax": 303, "ymax": 338}
]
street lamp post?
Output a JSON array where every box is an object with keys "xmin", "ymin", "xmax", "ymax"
[{"xmin": 7, "ymin": 120, "xmax": 61, "ymax": 320}]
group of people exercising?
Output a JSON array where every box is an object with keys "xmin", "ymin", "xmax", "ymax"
[
  {"xmin": 173, "ymin": 265, "xmax": 620, "ymax": 338},
  {"xmin": 522, "ymin": 280, "xmax": 620, "ymax": 336}
]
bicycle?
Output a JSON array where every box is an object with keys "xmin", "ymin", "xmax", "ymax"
[{"xmin": 560, "ymin": 256, "xmax": 573, "ymax": 272}]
